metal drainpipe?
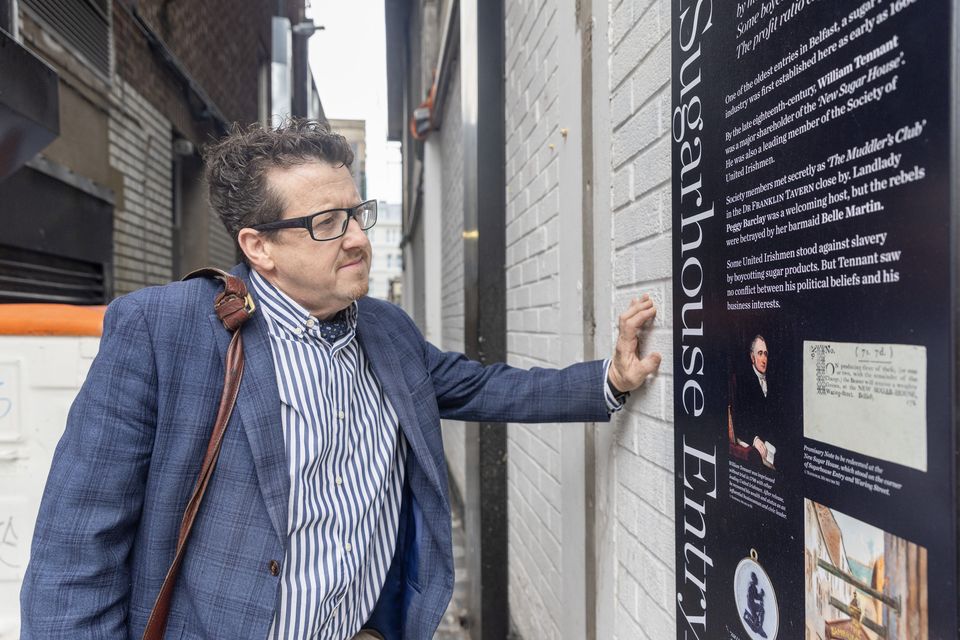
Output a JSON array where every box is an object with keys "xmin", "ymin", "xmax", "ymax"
[
  {"xmin": 461, "ymin": 0, "xmax": 507, "ymax": 637},
  {"xmin": 577, "ymin": 0, "xmax": 599, "ymax": 636}
]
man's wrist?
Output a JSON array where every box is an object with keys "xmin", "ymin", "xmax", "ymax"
[
  {"xmin": 602, "ymin": 360, "xmax": 629, "ymax": 411},
  {"xmin": 607, "ymin": 376, "xmax": 627, "ymax": 397}
]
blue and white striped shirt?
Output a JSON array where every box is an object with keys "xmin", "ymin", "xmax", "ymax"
[{"xmin": 251, "ymin": 271, "xmax": 407, "ymax": 640}]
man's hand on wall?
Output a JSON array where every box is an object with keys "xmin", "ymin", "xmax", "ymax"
[{"xmin": 607, "ymin": 294, "xmax": 662, "ymax": 394}]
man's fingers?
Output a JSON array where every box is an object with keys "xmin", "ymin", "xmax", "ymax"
[
  {"xmin": 611, "ymin": 295, "xmax": 661, "ymax": 390},
  {"xmin": 640, "ymin": 352, "xmax": 662, "ymax": 376},
  {"xmin": 626, "ymin": 296, "xmax": 655, "ymax": 320},
  {"xmin": 618, "ymin": 294, "xmax": 651, "ymax": 322},
  {"xmin": 616, "ymin": 295, "xmax": 658, "ymax": 363},
  {"xmin": 634, "ymin": 305, "xmax": 657, "ymax": 325},
  {"xmin": 621, "ymin": 302, "xmax": 657, "ymax": 336},
  {"xmin": 617, "ymin": 300, "xmax": 639, "ymax": 330}
]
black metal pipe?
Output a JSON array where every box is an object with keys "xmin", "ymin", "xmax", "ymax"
[{"xmin": 461, "ymin": 0, "xmax": 507, "ymax": 637}]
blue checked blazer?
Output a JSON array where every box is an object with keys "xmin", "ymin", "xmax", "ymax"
[{"xmin": 20, "ymin": 264, "xmax": 611, "ymax": 639}]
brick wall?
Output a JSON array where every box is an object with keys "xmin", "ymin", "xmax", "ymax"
[
  {"xmin": 607, "ymin": 0, "xmax": 675, "ymax": 637},
  {"xmin": 438, "ymin": 67, "xmax": 467, "ymax": 495},
  {"xmin": 11, "ymin": 1, "xmax": 264, "ymax": 301},
  {"xmin": 504, "ymin": 0, "xmax": 566, "ymax": 636},
  {"xmin": 109, "ymin": 78, "xmax": 174, "ymax": 295},
  {"xmin": 113, "ymin": 0, "xmax": 301, "ymax": 140},
  {"xmin": 111, "ymin": 0, "xmax": 291, "ymax": 280}
]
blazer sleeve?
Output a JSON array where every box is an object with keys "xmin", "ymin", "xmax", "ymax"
[
  {"xmin": 422, "ymin": 340, "xmax": 612, "ymax": 425},
  {"xmin": 20, "ymin": 295, "xmax": 158, "ymax": 639}
]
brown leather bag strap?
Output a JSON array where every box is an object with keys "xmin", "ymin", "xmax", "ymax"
[
  {"xmin": 142, "ymin": 269, "xmax": 255, "ymax": 640},
  {"xmin": 183, "ymin": 267, "xmax": 257, "ymax": 331}
]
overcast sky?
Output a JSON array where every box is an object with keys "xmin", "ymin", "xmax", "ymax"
[
  {"xmin": 831, "ymin": 508, "xmax": 882, "ymax": 565},
  {"xmin": 306, "ymin": 0, "xmax": 401, "ymax": 203}
]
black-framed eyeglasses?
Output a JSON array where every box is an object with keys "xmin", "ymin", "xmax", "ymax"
[{"xmin": 248, "ymin": 200, "xmax": 378, "ymax": 241}]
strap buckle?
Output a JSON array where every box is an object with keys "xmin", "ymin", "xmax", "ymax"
[{"xmin": 243, "ymin": 292, "xmax": 256, "ymax": 316}]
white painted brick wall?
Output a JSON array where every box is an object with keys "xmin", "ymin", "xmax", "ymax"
[
  {"xmin": 607, "ymin": 0, "xmax": 675, "ymax": 637},
  {"xmin": 404, "ymin": 1, "xmax": 677, "ymax": 636},
  {"xmin": 437, "ymin": 68, "xmax": 468, "ymax": 495},
  {"xmin": 504, "ymin": 0, "xmax": 566, "ymax": 637},
  {"xmin": 108, "ymin": 79, "xmax": 174, "ymax": 295}
]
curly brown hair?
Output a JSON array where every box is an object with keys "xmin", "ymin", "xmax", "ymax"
[{"xmin": 202, "ymin": 118, "xmax": 355, "ymax": 247}]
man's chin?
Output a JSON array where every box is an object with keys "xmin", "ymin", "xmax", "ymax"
[{"xmin": 346, "ymin": 280, "xmax": 369, "ymax": 301}]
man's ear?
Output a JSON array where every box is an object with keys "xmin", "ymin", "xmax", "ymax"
[{"xmin": 237, "ymin": 228, "xmax": 276, "ymax": 273}]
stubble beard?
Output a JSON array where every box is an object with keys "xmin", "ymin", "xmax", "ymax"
[
  {"xmin": 342, "ymin": 258, "xmax": 370, "ymax": 302},
  {"xmin": 345, "ymin": 278, "xmax": 369, "ymax": 302}
]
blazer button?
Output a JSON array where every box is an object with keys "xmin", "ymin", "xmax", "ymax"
[{"xmin": 269, "ymin": 560, "xmax": 281, "ymax": 576}]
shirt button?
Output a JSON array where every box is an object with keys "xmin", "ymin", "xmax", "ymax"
[
  {"xmin": 268, "ymin": 560, "xmax": 281, "ymax": 576},
  {"xmin": 344, "ymin": 542, "xmax": 353, "ymax": 552},
  {"xmin": 306, "ymin": 318, "xmax": 315, "ymax": 328},
  {"xmin": 338, "ymin": 410, "xmax": 345, "ymax": 420},
  {"xmin": 335, "ymin": 476, "xmax": 343, "ymax": 485}
]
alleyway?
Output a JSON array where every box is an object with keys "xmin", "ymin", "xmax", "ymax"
[{"xmin": 435, "ymin": 506, "xmax": 470, "ymax": 639}]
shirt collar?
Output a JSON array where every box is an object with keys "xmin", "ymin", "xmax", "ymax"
[{"xmin": 249, "ymin": 269, "xmax": 358, "ymax": 345}]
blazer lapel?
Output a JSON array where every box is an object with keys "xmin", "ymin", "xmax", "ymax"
[
  {"xmin": 201, "ymin": 266, "xmax": 290, "ymax": 542},
  {"xmin": 207, "ymin": 307, "xmax": 288, "ymax": 541},
  {"xmin": 356, "ymin": 306, "xmax": 444, "ymax": 500}
]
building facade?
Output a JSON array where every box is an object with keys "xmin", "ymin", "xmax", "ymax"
[
  {"xmin": 805, "ymin": 501, "xmax": 856, "ymax": 640},
  {"xmin": 0, "ymin": 0, "xmax": 320, "ymax": 304},
  {"xmin": 329, "ymin": 118, "xmax": 368, "ymax": 199},
  {"xmin": 325, "ymin": 118, "xmax": 402, "ymax": 301},
  {"xmin": 367, "ymin": 201, "xmax": 403, "ymax": 301}
]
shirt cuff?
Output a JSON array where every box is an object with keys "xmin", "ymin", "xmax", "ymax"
[{"xmin": 603, "ymin": 359, "xmax": 628, "ymax": 413}]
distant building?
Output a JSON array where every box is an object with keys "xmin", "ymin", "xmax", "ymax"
[
  {"xmin": 323, "ymin": 119, "xmax": 397, "ymax": 298},
  {"xmin": 328, "ymin": 118, "xmax": 367, "ymax": 199},
  {"xmin": 367, "ymin": 200, "xmax": 402, "ymax": 300},
  {"xmin": 883, "ymin": 532, "xmax": 928, "ymax": 640},
  {"xmin": 805, "ymin": 500, "xmax": 856, "ymax": 640},
  {"xmin": 803, "ymin": 501, "xmax": 925, "ymax": 640}
]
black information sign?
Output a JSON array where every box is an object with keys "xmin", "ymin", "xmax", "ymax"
[{"xmin": 672, "ymin": 0, "xmax": 956, "ymax": 638}]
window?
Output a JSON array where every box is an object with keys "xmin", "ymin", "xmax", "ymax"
[{"xmin": 21, "ymin": 0, "xmax": 111, "ymax": 77}]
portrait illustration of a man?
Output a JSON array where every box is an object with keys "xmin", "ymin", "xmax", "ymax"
[{"xmin": 729, "ymin": 334, "xmax": 778, "ymax": 469}]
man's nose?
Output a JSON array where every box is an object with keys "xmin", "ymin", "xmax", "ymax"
[{"xmin": 341, "ymin": 216, "xmax": 367, "ymax": 246}]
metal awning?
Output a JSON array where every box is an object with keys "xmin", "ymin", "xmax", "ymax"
[
  {"xmin": 383, "ymin": 0, "xmax": 409, "ymax": 141},
  {"xmin": 0, "ymin": 29, "xmax": 60, "ymax": 180}
]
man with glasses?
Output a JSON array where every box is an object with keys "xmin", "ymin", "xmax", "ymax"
[{"xmin": 21, "ymin": 119, "xmax": 661, "ymax": 640}]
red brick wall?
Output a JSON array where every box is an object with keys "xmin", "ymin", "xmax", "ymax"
[{"xmin": 112, "ymin": 0, "xmax": 305, "ymax": 143}]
